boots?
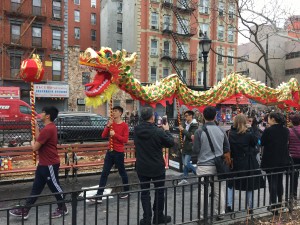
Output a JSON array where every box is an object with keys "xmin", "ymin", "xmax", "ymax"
[
  {"xmin": 140, "ymin": 218, "xmax": 151, "ymax": 225},
  {"xmin": 152, "ymin": 214, "xmax": 171, "ymax": 224}
]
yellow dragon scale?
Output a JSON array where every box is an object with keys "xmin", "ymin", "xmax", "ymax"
[{"xmin": 79, "ymin": 47, "xmax": 300, "ymax": 109}]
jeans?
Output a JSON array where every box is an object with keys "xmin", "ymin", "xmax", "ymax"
[
  {"xmin": 290, "ymin": 158, "xmax": 300, "ymax": 199},
  {"xmin": 182, "ymin": 154, "xmax": 196, "ymax": 178},
  {"xmin": 196, "ymin": 165, "xmax": 225, "ymax": 215},
  {"xmin": 266, "ymin": 171, "xmax": 283, "ymax": 205},
  {"xmin": 138, "ymin": 173, "xmax": 166, "ymax": 220},
  {"xmin": 227, "ymin": 188, "xmax": 253, "ymax": 209},
  {"xmin": 97, "ymin": 151, "xmax": 129, "ymax": 195}
]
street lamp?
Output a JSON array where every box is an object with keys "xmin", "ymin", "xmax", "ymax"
[{"xmin": 199, "ymin": 32, "xmax": 212, "ymax": 90}]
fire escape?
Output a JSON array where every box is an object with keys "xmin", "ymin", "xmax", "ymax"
[
  {"xmin": 161, "ymin": 0, "xmax": 197, "ymax": 85},
  {"xmin": 2, "ymin": 0, "xmax": 47, "ymax": 80}
]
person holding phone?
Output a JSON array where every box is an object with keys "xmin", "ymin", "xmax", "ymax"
[{"xmin": 178, "ymin": 110, "xmax": 198, "ymax": 185}]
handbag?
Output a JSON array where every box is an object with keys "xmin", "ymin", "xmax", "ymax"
[{"xmin": 202, "ymin": 126, "xmax": 231, "ymax": 179}]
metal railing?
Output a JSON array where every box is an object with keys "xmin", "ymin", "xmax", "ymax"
[{"xmin": 0, "ymin": 165, "xmax": 299, "ymax": 225}]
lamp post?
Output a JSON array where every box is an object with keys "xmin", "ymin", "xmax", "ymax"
[{"xmin": 199, "ymin": 32, "xmax": 212, "ymax": 90}]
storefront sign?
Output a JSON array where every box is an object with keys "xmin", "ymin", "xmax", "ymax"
[
  {"xmin": 0, "ymin": 87, "xmax": 20, "ymax": 99},
  {"xmin": 77, "ymin": 98, "xmax": 85, "ymax": 105},
  {"xmin": 34, "ymin": 84, "xmax": 69, "ymax": 98}
]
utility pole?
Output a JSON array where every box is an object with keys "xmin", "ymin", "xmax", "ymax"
[{"xmin": 265, "ymin": 34, "xmax": 269, "ymax": 86}]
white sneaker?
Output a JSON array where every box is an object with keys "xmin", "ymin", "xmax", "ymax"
[{"xmin": 178, "ymin": 179, "xmax": 188, "ymax": 185}]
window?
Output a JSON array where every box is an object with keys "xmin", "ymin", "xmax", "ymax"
[
  {"xmin": 91, "ymin": 0, "xmax": 96, "ymax": 8},
  {"xmin": 286, "ymin": 51, "xmax": 300, "ymax": 59},
  {"xmin": 150, "ymin": 67, "xmax": 157, "ymax": 82},
  {"xmin": 217, "ymin": 48, "xmax": 223, "ymax": 63},
  {"xmin": 163, "ymin": 15, "xmax": 171, "ymax": 31},
  {"xmin": 150, "ymin": 39, "xmax": 158, "ymax": 56},
  {"xmin": 11, "ymin": 24, "xmax": 20, "ymax": 43},
  {"xmin": 74, "ymin": 0, "xmax": 80, "ymax": 5},
  {"xmin": 52, "ymin": 30, "xmax": 61, "ymax": 50},
  {"xmin": 117, "ymin": 1, "xmax": 122, "ymax": 13},
  {"xmin": 177, "ymin": 19, "xmax": 188, "ymax": 34},
  {"xmin": 163, "ymin": 68, "xmax": 169, "ymax": 78},
  {"xmin": 198, "ymin": 71, "xmax": 204, "ymax": 86},
  {"xmin": 32, "ymin": 0, "xmax": 41, "ymax": 15},
  {"xmin": 91, "ymin": 13, "xmax": 96, "ymax": 25},
  {"xmin": 91, "ymin": 30, "xmax": 96, "ymax": 41},
  {"xmin": 151, "ymin": 12, "xmax": 158, "ymax": 29},
  {"xmin": 117, "ymin": 21, "xmax": 122, "ymax": 33},
  {"xmin": 82, "ymin": 72, "xmax": 90, "ymax": 85},
  {"xmin": 217, "ymin": 70, "xmax": 223, "ymax": 82},
  {"xmin": 219, "ymin": 2, "xmax": 224, "ymax": 16},
  {"xmin": 32, "ymin": 27, "xmax": 42, "ymax": 47},
  {"xmin": 200, "ymin": 23, "xmax": 209, "ymax": 38},
  {"xmin": 10, "ymin": 56, "xmax": 21, "ymax": 79},
  {"xmin": 285, "ymin": 68, "xmax": 300, "ymax": 76},
  {"xmin": 229, "ymin": 4, "xmax": 235, "ymax": 19},
  {"xmin": 52, "ymin": 60, "xmax": 61, "ymax": 81},
  {"xmin": 52, "ymin": 1, "xmax": 61, "ymax": 19},
  {"xmin": 228, "ymin": 50, "xmax": 234, "ymax": 65},
  {"xmin": 180, "ymin": 70, "xmax": 187, "ymax": 82},
  {"xmin": 74, "ymin": 10, "xmax": 80, "ymax": 22},
  {"xmin": 218, "ymin": 25, "xmax": 224, "ymax": 40},
  {"xmin": 228, "ymin": 26, "xmax": 234, "ymax": 42},
  {"xmin": 199, "ymin": 0, "xmax": 209, "ymax": 14},
  {"xmin": 75, "ymin": 27, "xmax": 80, "ymax": 39},
  {"xmin": 20, "ymin": 106, "xmax": 31, "ymax": 115},
  {"xmin": 117, "ymin": 40, "xmax": 122, "ymax": 50},
  {"xmin": 163, "ymin": 41, "xmax": 170, "ymax": 56},
  {"xmin": 178, "ymin": 43, "xmax": 187, "ymax": 59}
]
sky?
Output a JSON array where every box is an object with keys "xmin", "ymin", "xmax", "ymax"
[{"xmin": 238, "ymin": 0, "xmax": 300, "ymax": 44}]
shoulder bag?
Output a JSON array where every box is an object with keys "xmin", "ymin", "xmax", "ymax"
[{"xmin": 202, "ymin": 126, "xmax": 231, "ymax": 179}]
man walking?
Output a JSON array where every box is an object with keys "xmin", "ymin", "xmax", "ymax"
[
  {"xmin": 193, "ymin": 106, "xmax": 230, "ymax": 218},
  {"xmin": 134, "ymin": 107, "xmax": 174, "ymax": 225},
  {"xmin": 90, "ymin": 106, "xmax": 129, "ymax": 203},
  {"xmin": 178, "ymin": 110, "xmax": 198, "ymax": 185},
  {"xmin": 9, "ymin": 106, "xmax": 68, "ymax": 219}
]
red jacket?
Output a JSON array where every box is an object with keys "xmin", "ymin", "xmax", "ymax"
[{"xmin": 289, "ymin": 126, "xmax": 300, "ymax": 159}]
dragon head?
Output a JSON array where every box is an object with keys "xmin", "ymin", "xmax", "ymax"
[{"xmin": 79, "ymin": 47, "xmax": 137, "ymax": 106}]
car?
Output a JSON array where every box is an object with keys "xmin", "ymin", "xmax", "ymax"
[{"xmin": 54, "ymin": 112, "xmax": 108, "ymax": 143}]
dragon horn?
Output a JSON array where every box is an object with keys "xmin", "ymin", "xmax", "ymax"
[{"xmin": 124, "ymin": 52, "xmax": 137, "ymax": 66}]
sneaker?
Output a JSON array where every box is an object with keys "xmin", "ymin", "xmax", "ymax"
[
  {"xmin": 119, "ymin": 193, "xmax": 129, "ymax": 199},
  {"xmin": 178, "ymin": 179, "xmax": 188, "ymax": 185},
  {"xmin": 153, "ymin": 214, "xmax": 171, "ymax": 224},
  {"xmin": 9, "ymin": 208, "xmax": 29, "ymax": 220},
  {"xmin": 51, "ymin": 207, "xmax": 68, "ymax": 219},
  {"xmin": 88, "ymin": 195, "xmax": 102, "ymax": 203}
]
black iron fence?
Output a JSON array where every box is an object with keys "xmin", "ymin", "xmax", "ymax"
[
  {"xmin": 0, "ymin": 165, "xmax": 299, "ymax": 225},
  {"xmin": 0, "ymin": 118, "xmax": 179, "ymax": 146}
]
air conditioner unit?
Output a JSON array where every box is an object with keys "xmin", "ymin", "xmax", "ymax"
[
  {"xmin": 151, "ymin": 49, "xmax": 157, "ymax": 56},
  {"xmin": 91, "ymin": 4, "xmax": 96, "ymax": 8},
  {"xmin": 151, "ymin": 25, "xmax": 158, "ymax": 29},
  {"xmin": 53, "ymin": 13, "xmax": 61, "ymax": 18}
]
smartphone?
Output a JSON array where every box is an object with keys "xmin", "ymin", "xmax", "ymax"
[
  {"xmin": 263, "ymin": 122, "xmax": 266, "ymax": 127},
  {"xmin": 162, "ymin": 116, "xmax": 167, "ymax": 125}
]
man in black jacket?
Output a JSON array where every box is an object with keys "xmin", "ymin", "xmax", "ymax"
[{"xmin": 134, "ymin": 107, "xmax": 175, "ymax": 225}]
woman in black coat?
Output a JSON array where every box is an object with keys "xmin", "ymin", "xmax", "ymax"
[
  {"xmin": 261, "ymin": 112, "xmax": 291, "ymax": 214},
  {"xmin": 227, "ymin": 114, "xmax": 263, "ymax": 212}
]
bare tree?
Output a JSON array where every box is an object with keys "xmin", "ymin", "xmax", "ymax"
[{"xmin": 208, "ymin": 0, "xmax": 300, "ymax": 87}]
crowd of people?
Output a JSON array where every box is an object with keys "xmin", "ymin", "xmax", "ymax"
[{"xmin": 8, "ymin": 104, "xmax": 300, "ymax": 225}]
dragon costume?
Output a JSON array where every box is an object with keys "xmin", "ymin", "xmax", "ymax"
[{"xmin": 79, "ymin": 47, "xmax": 300, "ymax": 110}]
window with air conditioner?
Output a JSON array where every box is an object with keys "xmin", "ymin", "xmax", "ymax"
[
  {"xmin": 198, "ymin": 71, "xmax": 204, "ymax": 86},
  {"xmin": 91, "ymin": 0, "xmax": 96, "ymax": 8},
  {"xmin": 117, "ymin": 21, "xmax": 122, "ymax": 33},
  {"xmin": 199, "ymin": 23, "xmax": 209, "ymax": 38},
  {"xmin": 75, "ymin": 28, "xmax": 80, "ymax": 39},
  {"xmin": 52, "ymin": 60, "xmax": 61, "ymax": 81},
  {"xmin": 52, "ymin": 30, "xmax": 61, "ymax": 50},
  {"xmin": 150, "ymin": 67, "xmax": 157, "ymax": 82},
  {"xmin": 151, "ymin": 39, "xmax": 158, "ymax": 56},
  {"xmin": 52, "ymin": 1, "xmax": 61, "ymax": 19},
  {"xmin": 151, "ymin": 12, "xmax": 158, "ymax": 30},
  {"xmin": 218, "ymin": 25, "xmax": 224, "ymax": 40}
]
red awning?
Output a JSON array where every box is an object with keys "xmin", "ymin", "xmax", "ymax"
[{"xmin": 219, "ymin": 95, "xmax": 250, "ymax": 105}]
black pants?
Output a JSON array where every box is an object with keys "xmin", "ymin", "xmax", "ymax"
[
  {"xmin": 138, "ymin": 173, "xmax": 166, "ymax": 221},
  {"xmin": 26, "ymin": 164, "xmax": 65, "ymax": 208},
  {"xmin": 290, "ymin": 158, "xmax": 300, "ymax": 199},
  {"xmin": 266, "ymin": 171, "xmax": 283, "ymax": 205}
]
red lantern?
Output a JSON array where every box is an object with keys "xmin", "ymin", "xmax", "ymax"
[{"xmin": 19, "ymin": 54, "xmax": 44, "ymax": 82}]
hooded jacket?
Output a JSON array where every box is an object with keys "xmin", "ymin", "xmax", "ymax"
[
  {"xmin": 181, "ymin": 119, "xmax": 198, "ymax": 155},
  {"xmin": 134, "ymin": 122, "xmax": 174, "ymax": 177}
]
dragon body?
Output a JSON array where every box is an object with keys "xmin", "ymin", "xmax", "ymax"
[{"xmin": 79, "ymin": 47, "xmax": 300, "ymax": 109}]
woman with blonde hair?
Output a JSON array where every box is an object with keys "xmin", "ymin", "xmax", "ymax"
[{"xmin": 227, "ymin": 114, "xmax": 263, "ymax": 214}]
